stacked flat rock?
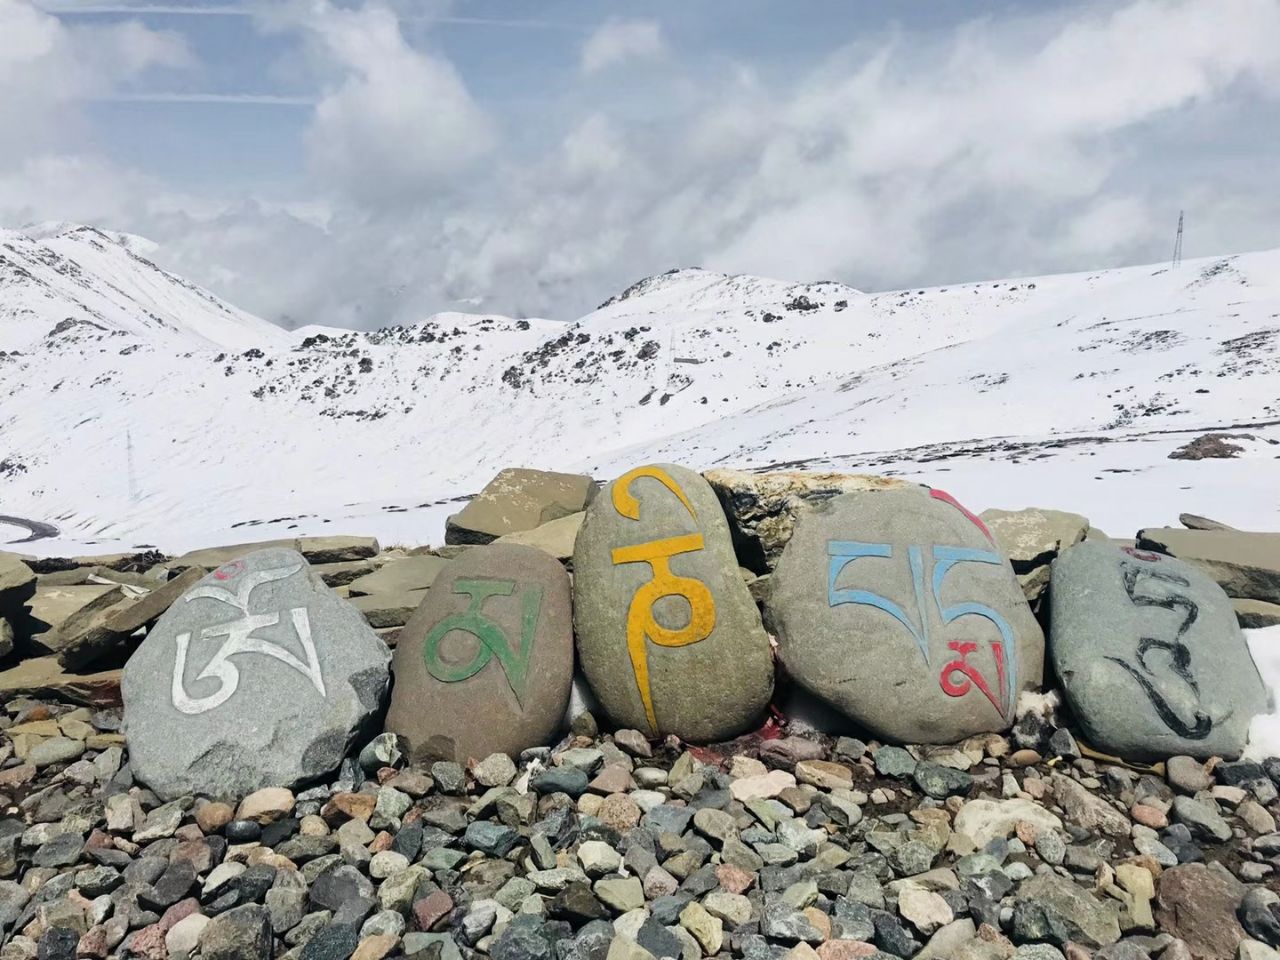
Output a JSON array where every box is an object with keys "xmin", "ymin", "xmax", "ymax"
[
  {"xmin": 385, "ymin": 543, "xmax": 574, "ymax": 763},
  {"xmin": 767, "ymin": 486, "xmax": 1045, "ymax": 744},
  {"xmin": 122, "ymin": 547, "xmax": 391, "ymax": 800},
  {"xmin": 1050, "ymin": 539, "xmax": 1268, "ymax": 760},
  {"xmin": 0, "ymin": 552, "xmax": 36, "ymax": 657},
  {"xmin": 573, "ymin": 463, "xmax": 773, "ymax": 742},
  {"xmin": 446, "ymin": 467, "xmax": 596, "ymax": 545},
  {"xmin": 0, "ymin": 552, "xmax": 36, "ymax": 617}
]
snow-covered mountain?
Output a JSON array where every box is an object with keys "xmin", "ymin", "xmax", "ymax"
[
  {"xmin": 0, "ymin": 223, "xmax": 285, "ymax": 352},
  {"xmin": 1, "ymin": 224, "xmax": 1277, "ymax": 555}
]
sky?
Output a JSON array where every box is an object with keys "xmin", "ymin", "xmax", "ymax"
[{"xmin": 1, "ymin": 0, "xmax": 1278, "ymax": 329}]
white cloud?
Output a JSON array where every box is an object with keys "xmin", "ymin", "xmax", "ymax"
[
  {"xmin": 2, "ymin": 0, "xmax": 1279, "ymax": 330},
  {"xmin": 0, "ymin": 0, "xmax": 189, "ymax": 157},
  {"xmin": 299, "ymin": 2, "xmax": 493, "ymax": 205},
  {"xmin": 580, "ymin": 17, "xmax": 664, "ymax": 74}
]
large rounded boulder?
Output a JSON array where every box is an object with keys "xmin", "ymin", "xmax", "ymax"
[
  {"xmin": 123, "ymin": 548, "xmax": 391, "ymax": 800},
  {"xmin": 1051, "ymin": 539, "xmax": 1268, "ymax": 760},
  {"xmin": 766, "ymin": 486, "xmax": 1044, "ymax": 743},
  {"xmin": 573, "ymin": 463, "xmax": 773, "ymax": 742},
  {"xmin": 385, "ymin": 543, "xmax": 573, "ymax": 763}
]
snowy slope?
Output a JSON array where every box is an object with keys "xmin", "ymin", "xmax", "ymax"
[
  {"xmin": 0, "ymin": 223, "xmax": 286, "ymax": 352},
  {"xmin": 0, "ymin": 231, "xmax": 1277, "ymax": 555}
]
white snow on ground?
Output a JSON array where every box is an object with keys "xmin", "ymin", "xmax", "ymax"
[
  {"xmin": 0, "ymin": 226, "xmax": 1277, "ymax": 556},
  {"xmin": 1245, "ymin": 626, "xmax": 1280, "ymax": 761}
]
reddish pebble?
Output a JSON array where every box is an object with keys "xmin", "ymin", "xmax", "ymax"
[
  {"xmin": 1131, "ymin": 804, "xmax": 1168, "ymax": 829},
  {"xmin": 77, "ymin": 926, "xmax": 110, "ymax": 959},
  {"xmin": 715, "ymin": 863, "xmax": 756, "ymax": 895},
  {"xmin": 817, "ymin": 942, "xmax": 880, "ymax": 960},
  {"xmin": 124, "ymin": 924, "xmax": 167, "ymax": 960},
  {"xmin": 413, "ymin": 890, "xmax": 454, "ymax": 931},
  {"xmin": 159, "ymin": 897, "xmax": 201, "ymax": 931}
]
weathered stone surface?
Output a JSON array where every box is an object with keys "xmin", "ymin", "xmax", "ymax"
[
  {"xmin": 1235, "ymin": 599, "xmax": 1280, "ymax": 629},
  {"xmin": 171, "ymin": 539, "xmax": 298, "ymax": 572},
  {"xmin": 347, "ymin": 592, "xmax": 424, "ymax": 629},
  {"xmin": 446, "ymin": 468, "xmax": 596, "ymax": 545},
  {"xmin": 1154, "ymin": 863, "xmax": 1248, "ymax": 960},
  {"xmin": 0, "ymin": 655, "xmax": 122, "ymax": 706},
  {"xmin": 703, "ymin": 468, "xmax": 916, "ymax": 573},
  {"xmin": 0, "ymin": 617, "xmax": 12, "ymax": 658},
  {"xmin": 1136, "ymin": 528, "xmax": 1280, "ymax": 603},
  {"xmin": 123, "ymin": 548, "xmax": 391, "ymax": 800},
  {"xmin": 981, "ymin": 508, "xmax": 1089, "ymax": 571},
  {"xmin": 297, "ymin": 537, "xmax": 380, "ymax": 564},
  {"xmin": 1012, "ymin": 873, "xmax": 1121, "ymax": 948},
  {"xmin": 10, "ymin": 584, "xmax": 118, "ymax": 653},
  {"xmin": 980, "ymin": 508, "xmax": 1089, "ymax": 601},
  {"xmin": 0, "ymin": 552, "xmax": 35, "ymax": 616},
  {"xmin": 386, "ymin": 543, "xmax": 573, "ymax": 763},
  {"xmin": 573, "ymin": 464, "xmax": 773, "ymax": 741},
  {"xmin": 1050, "ymin": 541, "xmax": 1267, "ymax": 761},
  {"xmin": 494, "ymin": 514, "xmax": 584, "ymax": 562},
  {"xmin": 346, "ymin": 557, "xmax": 450, "ymax": 598},
  {"xmin": 767, "ymin": 486, "xmax": 1043, "ymax": 743},
  {"xmin": 55, "ymin": 567, "xmax": 207, "ymax": 669}
]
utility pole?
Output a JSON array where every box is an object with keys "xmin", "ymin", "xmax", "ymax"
[
  {"xmin": 126, "ymin": 428, "xmax": 138, "ymax": 504},
  {"xmin": 1172, "ymin": 210, "xmax": 1184, "ymax": 268}
]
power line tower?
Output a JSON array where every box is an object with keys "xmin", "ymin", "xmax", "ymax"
[
  {"xmin": 126, "ymin": 428, "xmax": 138, "ymax": 504},
  {"xmin": 1172, "ymin": 210, "xmax": 1184, "ymax": 268}
]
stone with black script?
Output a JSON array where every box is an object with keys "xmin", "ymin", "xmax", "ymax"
[
  {"xmin": 385, "ymin": 543, "xmax": 572, "ymax": 763},
  {"xmin": 1050, "ymin": 540, "xmax": 1266, "ymax": 761},
  {"xmin": 766, "ymin": 486, "xmax": 1044, "ymax": 744},
  {"xmin": 446, "ymin": 468, "xmax": 596, "ymax": 545},
  {"xmin": 122, "ymin": 548, "xmax": 391, "ymax": 800},
  {"xmin": 573, "ymin": 463, "xmax": 773, "ymax": 742}
]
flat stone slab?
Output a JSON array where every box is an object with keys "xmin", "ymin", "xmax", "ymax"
[
  {"xmin": 446, "ymin": 468, "xmax": 596, "ymax": 545},
  {"xmin": 55, "ymin": 567, "xmax": 207, "ymax": 669},
  {"xmin": 386, "ymin": 543, "xmax": 573, "ymax": 763},
  {"xmin": 767, "ymin": 486, "xmax": 1044, "ymax": 744},
  {"xmin": 494, "ymin": 513, "xmax": 584, "ymax": 561},
  {"xmin": 1235, "ymin": 599, "xmax": 1280, "ymax": 629},
  {"xmin": 347, "ymin": 557, "xmax": 451, "ymax": 597},
  {"xmin": 123, "ymin": 548, "xmax": 391, "ymax": 800},
  {"xmin": 1136, "ymin": 528, "xmax": 1280, "ymax": 603},
  {"xmin": 980, "ymin": 508, "xmax": 1089, "ymax": 573},
  {"xmin": 573, "ymin": 463, "xmax": 773, "ymax": 742},
  {"xmin": 296, "ymin": 536, "xmax": 380, "ymax": 564},
  {"xmin": 348, "ymin": 593, "xmax": 427, "ymax": 629},
  {"xmin": 0, "ymin": 655, "xmax": 122, "ymax": 706},
  {"xmin": 0, "ymin": 552, "xmax": 36, "ymax": 617},
  {"xmin": 171, "ymin": 539, "xmax": 298, "ymax": 572},
  {"xmin": 1051, "ymin": 540, "xmax": 1268, "ymax": 761}
]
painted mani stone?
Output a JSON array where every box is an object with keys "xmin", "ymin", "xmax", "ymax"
[
  {"xmin": 766, "ymin": 487, "xmax": 1045, "ymax": 744},
  {"xmin": 1050, "ymin": 539, "xmax": 1268, "ymax": 761},
  {"xmin": 385, "ymin": 543, "xmax": 573, "ymax": 764},
  {"xmin": 573, "ymin": 463, "xmax": 773, "ymax": 742},
  {"xmin": 122, "ymin": 548, "xmax": 391, "ymax": 800}
]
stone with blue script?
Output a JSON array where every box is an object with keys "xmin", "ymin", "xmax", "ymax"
[
  {"xmin": 765, "ymin": 486, "xmax": 1044, "ymax": 743},
  {"xmin": 123, "ymin": 548, "xmax": 391, "ymax": 800},
  {"xmin": 1050, "ymin": 539, "xmax": 1268, "ymax": 761}
]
